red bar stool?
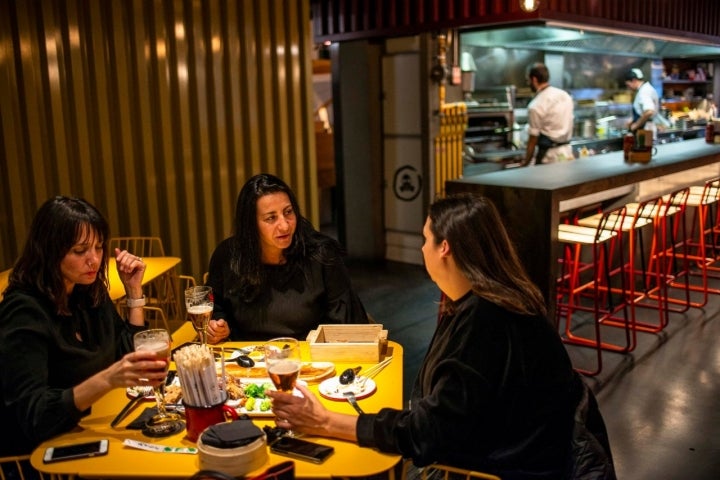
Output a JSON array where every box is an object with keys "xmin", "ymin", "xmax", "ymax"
[
  {"xmin": 664, "ymin": 178, "xmax": 720, "ymax": 307},
  {"xmin": 556, "ymin": 205, "xmax": 632, "ymax": 376},
  {"xmin": 579, "ymin": 195, "xmax": 666, "ymax": 333},
  {"xmin": 641, "ymin": 187, "xmax": 692, "ymax": 315}
]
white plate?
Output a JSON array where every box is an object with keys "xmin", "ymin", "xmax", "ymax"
[
  {"xmin": 126, "ymin": 375, "xmax": 181, "ymax": 400},
  {"xmin": 231, "ymin": 345, "xmax": 265, "ymax": 362},
  {"xmin": 318, "ymin": 377, "xmax": 377, "ymax": 401},
  {"xmin": 229, "ymin": 382, "xmax": 303, "ymax": 417}
]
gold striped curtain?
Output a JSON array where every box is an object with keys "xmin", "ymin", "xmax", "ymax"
[{"xmin": 0, "ymin": 0, "xmax": 318, "ymax": 281}]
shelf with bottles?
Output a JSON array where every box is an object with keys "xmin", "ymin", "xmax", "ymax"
[{"xmin": 662, "ymin": 79, "xmax": 711, "ymax": 86}]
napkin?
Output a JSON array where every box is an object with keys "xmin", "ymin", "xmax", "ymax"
[
  {"xmin": 200, "ymin": 419, "xmax": 264, "ymax": 448},
  {"xmin": 126, "ymin": 407, "xmax": 158, "ymax": 429}
]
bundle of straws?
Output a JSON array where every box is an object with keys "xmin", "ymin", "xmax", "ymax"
[{"xmin": 174, "ymin": 344, "xmax": 225, "ymax": 406}]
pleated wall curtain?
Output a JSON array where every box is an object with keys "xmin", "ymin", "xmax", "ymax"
[{"xmin": 0, "ymin": 0, "xmax": 317, "ymax": 281}]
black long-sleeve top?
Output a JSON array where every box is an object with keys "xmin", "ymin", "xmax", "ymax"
[
  {"xmin": 0, "ymin": 289, "xmax": 144, "ymax": 455},
  {"xmin": 357, "ymin": 292, "xmax": 581, "ymax": 479},
  {"xmin": 207, "ymin": 237, "xmax": 368, "ymax": 342}
]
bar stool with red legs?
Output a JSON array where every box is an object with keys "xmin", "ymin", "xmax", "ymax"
[
  {"xmin": 556, "ymin": 205, "xmax": 633, "ymax": 376},
  {"xmin": 664, "ymin": 177, "xmax": 720, "ymax": 307},
  {"xmin": 578, "ymin": 195, "xmax": 666, "ymax": 333},
  {"xmin": 639, "ymin": 187, "xmax": 692, "ymax": 318}
]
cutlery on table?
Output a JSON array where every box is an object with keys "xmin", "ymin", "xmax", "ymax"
[
  {"xmin": 111, "ymin": 387, "xmax": 152, "ymax": 427},
  {"xmin": 356, "ymin": 356, "xmax": 393, "ymax": 390},
  {"xmin": 339, "ymin": 366, "xmax": 362, "ymax": 385},
  {"xmin": 343, "ymin": 391, "xmax": 365, "ymax": 414}
]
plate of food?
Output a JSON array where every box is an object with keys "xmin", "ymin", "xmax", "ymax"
[
  {"xmin": 222, "ymin": 361, "xmax": 335, "ymax": 384},
  {"xmin": 318, "ymin": 377, "xmax": 377, "ymax": 401},
  {"xmin": 229, "ymin": 345, "xmax": 266, "ymax": 362},
  {"xmin": 225, "ymin": 380, "xmax": 275, "ymax": 416},
  {"xmin": 126, "ymin": 373, "xmax": 181, "ymax": 401},
  {"xmin": 127, "ymin": 375, "xmax": 277, "ymax": 417}
]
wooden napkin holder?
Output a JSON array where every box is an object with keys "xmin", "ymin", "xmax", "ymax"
[
  {"xmin": 306, "ymin": 324, "xmax": 388, "ymax": 362},
  {"xmin": 628, "ymin": 148, "xmax": 652, "ymax": 164}
]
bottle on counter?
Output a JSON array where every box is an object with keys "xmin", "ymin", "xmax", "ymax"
[
  {"xmin": 623, "ymin": 132, "xmax": 635, "ymax": 160},
  {"xmin": 706, "ymin": 122, "xmax": 715, "ymax": 144}
]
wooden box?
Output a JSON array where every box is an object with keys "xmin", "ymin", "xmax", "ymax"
[{"xmin": 306, "ymin": 324, "xmax": 388, "ymax": 362}]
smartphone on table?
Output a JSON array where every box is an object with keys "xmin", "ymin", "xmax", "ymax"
[
  {"xmin": 43, "ymin": 439, "xmax": 109, "ymax": 463},
  {"xmin": 270, "ymin": 436, "xmax": 334, "ymax": 464}
]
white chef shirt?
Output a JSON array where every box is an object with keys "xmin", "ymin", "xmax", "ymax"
[{"xmin": 527, "ymin": 86, "xmax": 575, "ymax": 163}]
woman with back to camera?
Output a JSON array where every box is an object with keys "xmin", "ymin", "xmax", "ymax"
[
  {"xmin": 0, "ymin": 196, "xmax": 169, "ymax": 458},
  {"xmin": 205, "ymin": 173, "xmax": 367, "ymax": 343},
  {"xmin": 269, "ymin": 194, "xmax": 616, "ymax": 479}
]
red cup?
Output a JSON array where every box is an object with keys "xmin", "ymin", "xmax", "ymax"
[{"xmin": 184, "ymin": 399, "xmax": 238, "ymax": 442}]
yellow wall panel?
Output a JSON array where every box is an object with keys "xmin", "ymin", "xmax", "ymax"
[{"xmin": 0, "ymin": 0, "xmax": 316, "ymax": 283}]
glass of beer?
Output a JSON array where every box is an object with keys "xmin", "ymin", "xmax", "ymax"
[
  {"xmin": 264, "ymin": 337, "xmax": 301, "ymax": 436},
  {"xmin": 133, "ymin": 329, "xmax": 184, "ymax": 436},
  {"xmin": 185, "ymin": 286, "xmax": 213, "ymax": 346},
  {"xmin": 264, "ymin": 337, "xmax": 302, "ymax": 393}
]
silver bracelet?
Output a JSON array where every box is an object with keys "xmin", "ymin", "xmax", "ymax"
[{"xmin": 126, "ymin": 295, "xmax": 147, "ymax": 308}]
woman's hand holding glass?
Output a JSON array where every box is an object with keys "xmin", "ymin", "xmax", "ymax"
[
  {"xmin": 185, "ymin": 286, "xmax": 213, "ymax": 346},
  {"xmin": 133, "ymin": 329, "xmax": 184, "ymax": 436},
  {"xmin": 206, "ymin": 318, "xmax": 230, "ymax": 344}
]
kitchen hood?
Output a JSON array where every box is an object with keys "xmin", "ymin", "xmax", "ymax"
[{"xmin": 461, "ymin": 24, "xmax": 720, "ymax": 59}]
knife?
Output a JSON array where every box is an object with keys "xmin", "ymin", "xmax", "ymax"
[{"xmin": 110, "ymin": 394, "xmax": 146, "ymax": 428}]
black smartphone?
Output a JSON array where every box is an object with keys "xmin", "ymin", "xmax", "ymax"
[
  {"xmin": 270, "ymin": 436, "xmax": 334, "ymax": 464},
  {"xmin": 43, "ymin": 440, "xmax": 109, "ymax": 463}
]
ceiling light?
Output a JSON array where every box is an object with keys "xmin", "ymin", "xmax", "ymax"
[{"xmin": 520, "ymin": 0, "xmax": 539, "ymax": 12}]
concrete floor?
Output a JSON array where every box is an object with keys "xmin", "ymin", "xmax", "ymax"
[{"xmin": 348, "ymin": 259, "xmax": 720, "ymax": 480}]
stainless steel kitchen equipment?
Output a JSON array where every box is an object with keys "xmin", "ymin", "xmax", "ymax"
[{"xmin": 464, "ymin": 85, "xmax": 523, "ymax": 166}]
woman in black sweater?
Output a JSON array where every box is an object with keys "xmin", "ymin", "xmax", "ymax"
[
  {"xmin": 269, "ymin": 194, "xmax": 616, "ymax": 479},
  {"xmin": 0, "ymin": 196, "xmax": 167, "ymax": 456},
  {"xmin": 205, "ymin": 173, "xmax": 367, "ymax": 343}
]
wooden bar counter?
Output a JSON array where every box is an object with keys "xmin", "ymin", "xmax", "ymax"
[{"xmin": 447, "ymin": 138, "xmax": 720, "ymax": 320}]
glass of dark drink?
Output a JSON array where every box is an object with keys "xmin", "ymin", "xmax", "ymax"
[
  {"xmin": 185, "ymin": 286, "xmax": 213, "ymax": 346},
  {"xmin": 264, "ymin": 337, "xmax": 302, "ymax": 436},
  {"xmin": 264, "ymin": 337, "xmax": 302, "ymax": 393}
]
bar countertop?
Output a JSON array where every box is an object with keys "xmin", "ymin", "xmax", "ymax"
[
  {"xmin": 447, "ymin": 138, "xmax": 720, "ymax": 319},
  {"xmin": 451, "ymin": 139, "xmax": 720, "ymax": 201}
]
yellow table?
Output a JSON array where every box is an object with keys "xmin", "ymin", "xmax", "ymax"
[
  {"xmin": 107, "ymin": 256, "xmax": 181, "ymax": 301},
  {"xmin": 0, "ymin": 257, "xmax": 180, "ymax": 303},
  {"xmin": 31, "ymin": 341, "xmax": 404, "ymax": 479},
  {"xmin": 0, "ymin": 268, "xmax": 10, "ymax": 300}
]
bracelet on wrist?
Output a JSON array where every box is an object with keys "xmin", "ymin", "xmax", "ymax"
[{"xmin": 126, "ymin": 295, "xmax": 147, "ymax": 308}]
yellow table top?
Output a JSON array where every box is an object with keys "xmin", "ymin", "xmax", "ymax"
[
  {"xmin": 0, "ymin": 268, "xmax": 10, "ymax": 300},
  {"xmin": 1, "ymin": 257, "xmax": 180, "ymax": 302},
  {"xmin": 107, "ymin": 256, "xmax": 181, "ymax": 300},
  {"xmin": 31, "ymin": 341, "xmax": 404, "ymax": 479}
]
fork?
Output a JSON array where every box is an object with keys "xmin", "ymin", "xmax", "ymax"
[{"xmin": 343, "ymin": 391, "xmax": 365, "ymax": 414}]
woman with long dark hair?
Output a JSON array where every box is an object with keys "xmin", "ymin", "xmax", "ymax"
[
  {"xmin": 268, "ymin": 194, "xmax": 615, "ymax": 479},
  {"xmin": 0, "ymin": 196, "xmax": 167, "ymax": 456},
  {"xmin": 205, "ymin": 173, "xmax": 367, "ymax": 342}
]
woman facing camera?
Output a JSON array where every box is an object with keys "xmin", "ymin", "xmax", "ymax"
[
  {"xmin": 0, "ymin": 196, "xmax": 167, "ymax": 457},
  {"xmin": 205, "ymin": 173, "xmax": 368, "ymax": 343},
  {"xmin": 268, "ymin": 194, "xmax": 615, "ymax": 479}
]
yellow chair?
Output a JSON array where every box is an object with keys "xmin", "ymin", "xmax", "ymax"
[
  {"xmin": 0, "ymin": 454, "xmax": 74, "ymax": 480},
  {"xmin": 108, "ymin": 236, "xmax": 166, "ymax": 257},
  {"xmin": 143, "ymin": 305, "xmax": 171, "ymax": 332},
  {"xmin": 117, "ymin": 304, "xmax": 171, "ymax": 332},
  {"xmin": 109, "ymin": 236, "xmax": 179, "ymax": 319},
  {"xmin": 402, "ymin": 460, "xmax": 501, "ymax": 480}
]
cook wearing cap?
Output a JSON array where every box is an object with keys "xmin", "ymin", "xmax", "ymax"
[{"xmin": 625, "ymin": 67, "xmax": 667, "ymax": 137}]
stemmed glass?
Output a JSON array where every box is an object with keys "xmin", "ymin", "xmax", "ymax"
[
  {"xmin": 133, "ymin": 329, "xmax": 184, "ymax": 436},
  {"xmin": 264, "ymin": 337, "xmax": 302, "ymax": 435},
  {"xmin": 185, "ymin": 286, "xmax": 213, "ymax": 346}
]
